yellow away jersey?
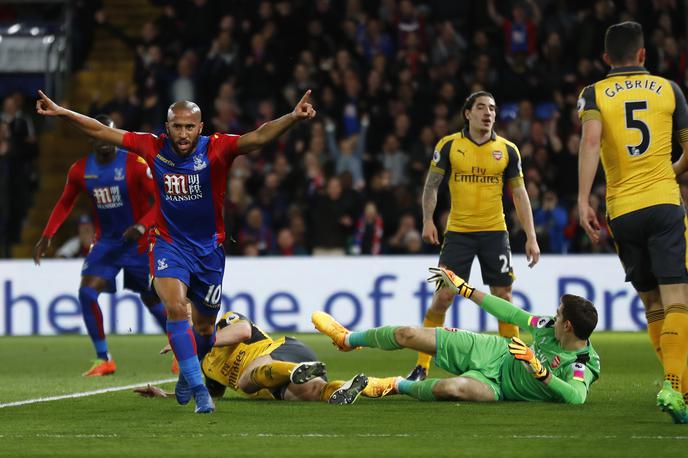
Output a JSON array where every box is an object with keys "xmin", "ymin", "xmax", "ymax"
[
  {"xmin": 578, "ymin": 66, "xmax": 688, "ymax": 219},
  {"xmin": 429, "ymin": 127, "xmax": 525, "ymax": 232},
  {"xmin": 201, "ymin": 311, "xmax": 286, "ymax": 394}
]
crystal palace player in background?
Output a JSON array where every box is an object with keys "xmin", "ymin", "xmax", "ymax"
[
  {"xmin": 36, "ymin": 89, "xmax": 316, "ymax": 413},
  {"xmin": 33, "ymin": 114, "xmax": 166, "ymax": 377}
]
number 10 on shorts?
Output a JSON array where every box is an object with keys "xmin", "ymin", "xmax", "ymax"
[{"xmin": 204, "ymin": 284, "xmax": 222, "ymax": 305}]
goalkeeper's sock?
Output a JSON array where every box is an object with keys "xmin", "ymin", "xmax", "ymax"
[
  {"xmin": 167, "ymin": 319, "xmax": 203, "ymax": 389},
  {"xmin": 193, "ymin": 327, "xmax": 216, "ymax": 361},
  {"xmin": 78, "ymin": 287, "xmax": 109, "ymax": 360},
  {"xmin": 397, "ymin": 378, "xmax": 439, "ymax": 401},
  {"xmin": 659, "ymin": 305, "xmax": 688, "ymax": 392},
  {"xmin": 249, "ymin": 361, "xmax": 298, "ymax": 389},
  {"xmin": 644, "ymin": 308, "xmax": 664, "ymax": 363},
  {"xmin": 319, "ymin": 381, "xmax": 345, "ymax": 401},
  {"xmin": 415, "ymin": 309, "xmax": 445, "ymax": 368},
  {"xmin": 347, "ymin": 326, "xmax": 402, "ymax": 350},
  {"xmin": 498, "ymin": 320, "xmax": 520, "ymax": 339}
]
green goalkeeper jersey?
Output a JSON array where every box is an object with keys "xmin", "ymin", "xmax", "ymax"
[{"xmin": 481, "ymin": 295, "xmax": 601, "ymax": 404}]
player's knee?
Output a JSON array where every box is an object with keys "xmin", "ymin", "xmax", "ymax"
[
  {"xmin": 165, "ymin": 300, "xmax": 188, "ymax": 320},
  {"xmin": 433, "ymin": 289, "xmax": 455, "ymax": 310},
  {"xmin": 394, "ymin": 326, "xmax": 418, "ymax": 346},
  {"xmin": 434, "ymin": 379, "xmax": 468, "ymax": 401},
  {"xmin": 492, "ymin": 288, "xmax": 512, "ymax": 302}
]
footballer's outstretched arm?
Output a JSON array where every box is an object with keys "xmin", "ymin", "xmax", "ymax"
[
  {"xmin": 430, "ymin": 268, "xmax": 533, "ymax": 329},
  {"xmin": 470, "ymin": 290, "xmax": 533, "ymax": 329},
  {"xmin": 237, "ymin": 90, "xmax": 316, "ymax": 155},
  {"xmin": 36, "ymin": 90, "xmax": 126, "ymax": 147}
]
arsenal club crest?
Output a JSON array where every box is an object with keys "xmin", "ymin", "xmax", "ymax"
[{"xmin": 492, "ymin": 150, "xmax": 502, "ymax": 160}]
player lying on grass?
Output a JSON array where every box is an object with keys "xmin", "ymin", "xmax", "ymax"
[
  {"xmin": 136, "ymin": 310, "xmax": 377, "ymax": 404},
  {"xmin": 313, "ymin": 267, "xmax": 600, "ymax": 404}
]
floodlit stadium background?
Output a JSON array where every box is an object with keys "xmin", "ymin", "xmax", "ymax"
[{"xmin": 1, "ymin": 0, "xmax": 687, "ymax": 335}]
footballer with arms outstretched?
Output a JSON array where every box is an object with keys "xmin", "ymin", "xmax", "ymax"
[
  {"xmin": 136, "ymin": 311, "xmax": 374, "ymax": 405},
  {"xmin": 313, "ymin": 267, "xmax": 600, "ymax": 405},
  {"xmin": 36, "ymin": 90, "xmax": 316, "ymax": 413}
]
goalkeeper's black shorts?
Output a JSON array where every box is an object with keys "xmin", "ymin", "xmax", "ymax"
[{"xmin": 607, "ymin": 203, "xmax": 688, "ymax": 291}]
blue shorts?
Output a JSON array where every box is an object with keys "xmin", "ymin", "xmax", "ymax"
[
  {"xmin": 82, "ymin": 239, "xmax": 151, "ymax": 294},
  {"xmin": 151, "ymin": 237, "xmax": 225, "ymax": 316}
]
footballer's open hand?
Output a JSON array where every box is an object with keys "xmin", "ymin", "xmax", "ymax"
[{"xmin": 134, "ymin": 384, "xmax": 171, "ymax": 398}]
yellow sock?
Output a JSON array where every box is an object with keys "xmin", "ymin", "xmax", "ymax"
[
  {"xmin": 644, "ymin": 308, "xmax": 664, "ymax": 363},
  {"xmin": 249, "ymin": 361, "xmax": 298, "ymax": 389},
  {"xmin": 659, "ymin": 305, "xmax": 688, "ymax": 391},
  {"xmin": 498, "ymin": 320, "xmax": 520, "ymax": 339},
  {"xmin": 416, "ymin": 309, "xmax": 446, "ymax": 369},
  {"xmin": 319, "ymin": 381, "xmax": 345, "ymax": 401}
]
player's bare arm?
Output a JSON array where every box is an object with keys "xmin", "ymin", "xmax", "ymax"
[
  {"xmin": 237, "ymin": 90, "xmax": 316, "ymax": 155},
  {"xmin": 122, "ymin": 224, "xmax": 145, "ymax": 242},
  {"xmin": 422, "ymin": 171, "xmax": 444, "ymax": 245},
  {"xmin": 672, "ymin": 141, "xmax": 688, "ymax": 176},
  {"xmin": 511, "ymin": 185, "xmax": 541, "ymax": 267},
  {"xmin": 35, "ymin": 90, "xmax": 126, "ymax": 147},
  {"xmin": 577, "ymin": 119, "xmax": 603, "ymax": 243},
  {"xmin": 33, "ymin": 237, "xmax": 51, "ymax": 265},
  {"xmin": 213, "ymin": 320, "xmax": 252, "ymax": 347}
]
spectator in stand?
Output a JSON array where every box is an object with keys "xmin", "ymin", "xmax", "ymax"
[
  {"xmin": 379, "ymin": 134, "xmax": 408, "ymax": 186},
  {"xmin": 310, "ymin": 176, "xmax": 355, "ymax": 256},
  {"xmin": 351, "ymin": 201, "xmax": 384, "ymax": 255},
  {"xmin": 487, "ymin": 0, "xmax": 541, "ymax": 64},
  {"xmin": 238, "ymin": 207, "xmax": 273, "ymax": 256},
  {"xmin": 55, "ymin": 215, "xmax": 95, "ymax": 258},
  {"xmin": 271, "ymin": 227, "xmax": 307, "ymax": 256},
  {"xmin": 386, "ymin": 213, "xmax": 418, "ymax": 254},
  {"xmin": 17, "ymin": 1, "xmax": 688, "ymax": 259},
  {"xmin": 325, "ymin": 115, "xmax": 368, "ymax": 190},
  {"xmin": 0, "ymin": 121, "xmax": 12, "ymax": 257},
  {"xmin": 89, "ymin": 80, "xmax": 140, "ymax": 131},
  {"xmin": 534, "ymin": 190, "xmax": 568, "ymax": 254}
]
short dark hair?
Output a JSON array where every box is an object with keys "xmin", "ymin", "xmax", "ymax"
[
  {"xmin": 604, "ymin": 21, "xmax": 644, "ymax": 64},
  {"xmin": 94, "ymin": 114, "xmax": 115, "ymax": 128},
  {"xmin": 561, "ymin": 294, "xmax": 598, "ymax": 340},
  {"xmin": 462, "ymin": 91, "xmax": 495, "ymax": 122}
]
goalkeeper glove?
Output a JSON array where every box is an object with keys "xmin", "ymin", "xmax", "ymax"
[
  {"xmin": 507, "ymin": 337, "xmax": 549, "ymax": 381},
  {"xmin": 427, "ymin": 267, "xmax": 475, "ymax": 298}
]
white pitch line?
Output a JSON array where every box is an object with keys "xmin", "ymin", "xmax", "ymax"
[{"xmin": 0, "ymin": 378, "xmax": 176, "ymax": 409}]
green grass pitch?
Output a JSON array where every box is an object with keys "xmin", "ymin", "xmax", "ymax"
[{"xmin": 0, "ymin": 332, "xmax": 686, "ymax": 457}]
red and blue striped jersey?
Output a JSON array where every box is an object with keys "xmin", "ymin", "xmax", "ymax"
[
  {"xmin": 122, "ymin": 132, "xmax": 240, "ymax": 254},
  {"xmin": 42, "ymin": 149, "xmax": 155, "ymax": 243}
]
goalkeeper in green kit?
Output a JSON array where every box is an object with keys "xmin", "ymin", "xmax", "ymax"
[{"xmin": 312, "ymin": 267, "xmax": 600, "ymax": 404}]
